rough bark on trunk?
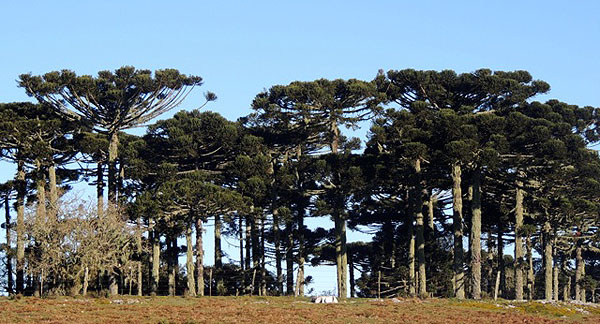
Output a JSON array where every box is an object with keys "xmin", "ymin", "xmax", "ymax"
[
  {"xmin": 195, "ymin": 218, "xmax": 204, "ymax": 296},
  {"xmin": 151, "ymin": 228, "xmax": 160, "ymax": 295},
  {"xmin": 408, "ymin": 212, "xmax": 416, "ymax": 297},
  {"xmin": 514, "ymin": 177, "xmax": 524, "ymax": 300},
  {"xmin": 414, "ymin": 159, "xmax": 427, "ymax": 298},
  {"xmin": 260, "ymin": 216, "xmax": 267, "ymax": 296},
  {"xmin": 136, "ymin": 216, "xmax": 143, "ymax": 296},
  {"xmin": 273, "ymin": 207, "xmax": 282, "ymax": 295},
  {"xmin": 526, "ymin": 234, "xmax": 535, "ymax": 300},
  {"xmin": 470, "ymin": 170, "xmax": 482, "ymax": 299},
  {"xmin": 82, "ymin": 266, "xmax": 89, "ymax": 296},
  {"xmin": 286, "ymin": 218, "xmax": 294, "ymax": 295},
  {"xmin": 48, "ymin": 164, "xmax": 58, "ymax": 219},
  {"xmin": 168, "ymin": 235, "xmax": 176, "ymax": 296},
  {"xmin": 575, "ymin": 243, "xmax": 583, "ymax": 302},
  {"xmin": 553, "ymin": 263, "xmax": 559, "ymax": 301},
  {"xmin": 564, "ymin": 275, "xmax": 571, "ymax": 301},
  {"xmin": 497, "ymin": 225, "xmax": 505, "ymax": 298},
  {"xmin": 348, "ymin": 249, "xmax": 355, "ymax": 298},
  {"xmin": 186, "ymin": 227, "xmax": 196, "ymax": 296},
  {"xmin": 4, "ymin": 194, "xmax": 14, "ymax": 294},
  {"xmin": 239, "ymin": 216, "xmax": 244, "ymax": 272},
  {"xmin": 543, "ymin": 221, "xmax": 553, "ymax": 301},
  {"xmin": 451, "ymin": 163, "xmax": 465, "ymax": 299},
  {"xmin": 296, "ymin": 202, "xmax": 306, "ymax": 296},
  {"xmin": 97, "ymin": 161, "xmax": 104, "ymax": 218},
  {"xmin": 334, "ymin": 212, "xmax": 348, "ymax": 299},
  {"xmin": 107, "ymin": 132, "xmax": 119, "ymax": 206},
  {"xmin": 487, "ymin": 231, "xmax": 495, "ymax": 295},
  {"xmin": 214, "ymin": 215, "xmax": 222, "ymax": 268},
  {"xmin": 16, "ymin": 159, "xmax": 26, "ymax": 295}
]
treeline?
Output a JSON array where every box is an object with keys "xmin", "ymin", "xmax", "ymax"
[{"xmin": 0, "ymin": 67, "xmax": 599, "ymax": 301}]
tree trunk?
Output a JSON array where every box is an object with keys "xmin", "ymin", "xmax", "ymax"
[
  {"xmin": 451, "ymin": 163, "xmax": 465, "ymax": 299},
  {"xmin": 151, "ymin": 227, "xmax": 160, "ymax": 295},
  {"xmin": 497, "ymin": 224, "xmax": 505, "ymax": 298},
  {"xmin": 286, "ymin": 218, "xmax": 294, "ymax": 295},
  {"xmin": 428, "ymin": 192, "xmax": 435, "ymax": 232},
  {"xmin": 48, "ymin": 164, "xmax": 58, "ymax": 220},
  {"xmin": 553, "ymin": 263, "xmax": 559, "ymax": 302},
  {"xmin": 214, "ymin": 215, "xmax": 222, "ymax": 268},
  {"xmin": 239, "ymin": 216, "xmax": 244, "ymax": 271},
  {"xmin": 526, "ymin": 234, "xmax": 535, "ymax": 300},
  {"xmin": 487, "ymin": 230, "xmax": 495, "ymax": 295},
  {"xmin": 348, "ymin": 248, "xmax": 355, "ymax": 298},
  {"xmin": 470, "ymin": 170, "xmax": 482, "ymax": 300},
  {"xmin": 97, "ymin": 161, "xmax": 104, "ymax": 218},
  {"xmin": 414, "ymin": 159, "xmax": 427, "ymax": 298},
  {"xmin": 136, "ymin": 216, "xmax": 143, "ymax": 296},
  {"xmin": 575, "ymin": 242, "xmax": 583, "ymax": 302},
  {"xmin": 543, "ymin": 221, "xmax": 553, "ymax": 301},
  {"xmin": 564, "ymin": 275, "xmax": 571, "ymax": 301},
  {"xmin": 334, "ymin": 212, "xmax": 348, "ymax": 299},
  {"xmin": 408, "ymin": 211, "xmax": 416, "ymax": 297},
  {"xmin": 168, "ymin": 234, "xmax": 176, "ymax": 296},
  {"xmin": 296, "ymin": 202, "xmax": 306, "ymax": 296},
  {"xmin": 260, "ymin": 216, "xmax": 267, "ymax": 296},
  {"xmin": 107, "ymin": 132, "xmax": 119, "ymax": 206},
  {"xmin": 273, "ymin": 206, "xmax": 283, "ymax": 295},
  {"xmin": 514, "ymin": 177, "xmax": 524, "ymax": 300},
  {"xmin": 83, "ymin": 266, "xmax": 89, "ymax": 296},
  {"xmin": 186, "ymin": 227, "xmax": 196, "ymax": 296},
  {"xmin": 195, "ymin": 218, "xmax": 204, "ymax": 296},
  {"xmin": 15, "ymin": 159, "xmax": 26, "ymax": 295},
  {"xmin": 4, "ymin": 194, "xmax": 14, "ymax": 295}
]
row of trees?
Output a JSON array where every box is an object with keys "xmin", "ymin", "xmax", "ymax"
[{"xmin": 1, "ymin": 67, "xmax": 598, "ymax": 301}]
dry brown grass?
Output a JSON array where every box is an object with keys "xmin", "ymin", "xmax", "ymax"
[{"xmin": 0, "ymin": 296, "xmax": 598, "ymax": 324}]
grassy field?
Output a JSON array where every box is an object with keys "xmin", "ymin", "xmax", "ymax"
[{"xmin": 1, "ymin": 296, "xmax": 599, "ymax": 324}]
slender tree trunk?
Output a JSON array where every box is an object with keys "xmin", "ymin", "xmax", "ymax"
[
  {"xmin": 239, "ymin": 216, "xmax": 244, "ymax": 271},
  {"xmin": 408, "ymin": 211, "xmax": 416, "ymax": 297},
  {"xmin": 514, "ymin": 177, "xmax": 524, "ymax": 300},
  {"xmin": 543, "ymin": 221, "xmax": 553, "ymax": 301},
  {"xmin": 151, "ymin": 227, "xmax": 160, "ymax": 295},
  {"xmin": 553, "ymin": 263, "xmax": 559, "ymax": 302},
  {"xmin": 260, "ymin": 216, "xmax": 267, "ymax": 296},
  {"xmin": 136, "ymin": 216, "xmax": 143, "ymax": 296},
  {"xmin": 245, "ymin": 215, "xmax": 251, "ymax": 270},
  {"xmin": 168, "ymin": 234, "xmax": 176, "ymax": 296},
  {"xmin": 348, "ymin": 249, "xmax": 355, "ymax": 298},
  {"xmin": 487, "ymin": 230, "xmax": 495, "ymax": 295},
  {"xmin": 451, "ymin": 163, "xmax": 465, "ymax": 299},
  {"xmin": 48, "ymin": 164, "xmax": 58, "ymax": 219},
  {"xmin": 83, "ymin": 266, "xmax": 89, "ymax": 296},
  {"xmin": 470, "ymin": 170, "xmax": 482, "ymax": 299},
  {"xmin": 196, "ymin": 218, "xmax": 204, "ymax": 296},
  {"xmin": 251, "ymin": 213, "xmax": 259, "ymax": 295},
  {"xmin": 286, "ymin": 218, "xmax": 294, "ymax": 295},
  {"xmin": 33, "ymin": 160, "xmax": 47, "ymax": 298},
  {"xmin": 414, "ymin": 159, "xmax": 427, "ymax": 298},
  {"xmin": 107, "ymin": 132, "xmax": 119, "ymax": 206},
  {"xmin": 214, "ymin": 214, "xmax": 223, "ymax": 294},
  {"xmin": 575, "ymin": 242, "xmax": 583, "ymax": 302},
  {"xmin": 186, "ymin": 227, "xmax": 196, "ymax": 296},
  {"xmin": 564, "ymin": 275, "xmax": 571, "ymax": 301},
  {"xmin": 334, "ymin": 212, "xmax": 348, "ymax": 299},
  {"xmin": 526, "ymin": 234, "xmax": 535, "ymax": 300},
  {"xmin": 428, "ymin": 192, "xmax": 435, "ymax": 232},
  {"xmin": 214, "ymin": 215, "xmax": 222, "ymax": 268},
  {"xmin": 497, "ymin": 224, "xmax": 505, "ymax": 298},
  {"xmin": 296, "ymin": 202, "xmax": 306, "ymax": 296},
  {"xmin": 5, "ymin": 194, "xmax": 14, "ymax": 295},
  {"xmin": 15, "ymin": 159, "xmax": 26, "ymax": 295},
  {"xmin": 273, "ymin": 207, "xmax": 283, "ymax": 295},
  {"xmin": 97, "ymin": 162, "xmax": 104, "ymax": 218}
]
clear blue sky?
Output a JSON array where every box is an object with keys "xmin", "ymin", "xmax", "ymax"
[{"xmin": 1, "ymin": 0, "xmax": 599, "ymax": 296}]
